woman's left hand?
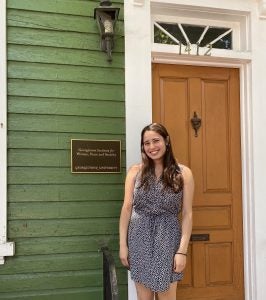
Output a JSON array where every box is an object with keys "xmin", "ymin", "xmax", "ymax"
[{"xmin": 173, "ymin": 253, "xmax": 187, "ymax": 273}]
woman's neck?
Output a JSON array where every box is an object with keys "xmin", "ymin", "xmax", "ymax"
[{"xmin": 153, "ymin": 161, "xmax": 163, "ymax": 179}]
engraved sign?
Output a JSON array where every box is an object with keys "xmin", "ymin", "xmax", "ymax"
[{"xmin": 71, "ymin": 139, "xmax": 121, "ymax": 173}]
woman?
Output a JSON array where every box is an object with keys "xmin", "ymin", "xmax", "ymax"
[{"xmin": 119, "ymin": 123, "xmax": 194, "ymax": 300}]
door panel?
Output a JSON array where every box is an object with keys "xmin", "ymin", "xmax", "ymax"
[
  {"xmin": 161, "ymin": 78, "xmax": 190, "ymax": 165},
  {"xmin": 152, "ymin": 64, "xmax": 244, "ymax": 300}
]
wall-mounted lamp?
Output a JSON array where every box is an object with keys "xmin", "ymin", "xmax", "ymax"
[{"xmin": 94, "ymin": 1, "xmax": 120, "ymax": 62}]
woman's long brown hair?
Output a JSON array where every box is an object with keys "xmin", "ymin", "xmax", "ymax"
[{"xmin": 140, "ymin": 123, "xmax": 183, "ymax": 192}]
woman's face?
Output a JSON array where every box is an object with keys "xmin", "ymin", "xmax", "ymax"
[{"xmin": 142, "ymin": 130, "xmax": 167, "ymax": 162}]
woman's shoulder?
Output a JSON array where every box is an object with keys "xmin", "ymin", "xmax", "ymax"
[
  {"xmin": 178, "ymin": 164, "xmax": 193, "ymax": 181},
  {"xmin": 128, "ymin": 163, "xmax": 142, "ymax": 172},
  {"xmin": 177, "ymin": 163, "xmax": 188, "ymax": 171},
  {"xmin": 127, "ymin": 163, "xmax": 142, "ymax": 180}
]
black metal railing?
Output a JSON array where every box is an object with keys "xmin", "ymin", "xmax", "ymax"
[{"xmin": 101, "ymin": 247, "xmax": 119, "ymax": 300}]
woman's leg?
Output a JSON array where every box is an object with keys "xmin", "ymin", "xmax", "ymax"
[
  {"xmin": 157, "ymin": 282, "xmax": 177, "ymax": 300},
  {"xmin": 135, "ymin": 282, "xmax": 154, "ymax": 300}
]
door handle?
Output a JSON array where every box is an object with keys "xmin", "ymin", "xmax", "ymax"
[{"xmin": 190, "ymin": 111, "xmax": 202, "ymax": 137}]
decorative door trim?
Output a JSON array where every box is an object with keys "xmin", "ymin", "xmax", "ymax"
[
  {"xmin": 0, "ymin": 0, "xmax": 15, "ymax": 264},
  {"xmin": 125, "ymin": 2, "xmax": 256, "ymax": 300}
]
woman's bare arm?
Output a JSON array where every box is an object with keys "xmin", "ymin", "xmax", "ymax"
[
  {"xmin": 119, "ymin": 164, "xmax": 140, "ymax": 268},
  {"xmin": 174, "ymin": 166, "xmax": 194, "ymax": 273}
]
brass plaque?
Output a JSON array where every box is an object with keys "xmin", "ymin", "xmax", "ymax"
[{"xmin": 71, "ymin": 139, "xmax": 121, "ymax": 173}]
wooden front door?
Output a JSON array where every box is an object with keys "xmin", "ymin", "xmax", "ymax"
[{"xmin": 152, "ymin": 64, "xmax": 244, "ymax": 300}]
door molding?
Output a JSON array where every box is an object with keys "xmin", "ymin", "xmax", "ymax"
[
  {"xmin": 0, "ymin": 0, "xmax": 15, "ymax": 264},
  {"xmin": 125, "ymin": 2, "xmax": 256, "ymax": 299},
  {"xmin": 151, "ymin": 58, "xmax": 256, "ymax": 300}
]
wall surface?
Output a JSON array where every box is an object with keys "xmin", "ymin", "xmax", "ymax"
[
  {"xmin": 0, "ymin": 0, "xmax": 126, "ymax": 299},
  {"xmin": 250, "ymin": 1, "xmax": 266, "ymax": 299}
]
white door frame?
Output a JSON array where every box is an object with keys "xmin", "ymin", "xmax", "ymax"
[
  {"xmin": 125, "ymin": 2, "xmax": 256, "ymax": 300},
  {"xmin": 0, "ymin": 0, "xmax": 15, "ymax": 265}
]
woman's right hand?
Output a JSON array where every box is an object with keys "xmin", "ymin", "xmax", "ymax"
[{"xmin": 119, "ymin": 245, "xmax": 130, "ymax": 269}]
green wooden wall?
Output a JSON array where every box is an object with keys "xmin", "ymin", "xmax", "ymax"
[{"xmin": 0, "ymin": 0, "xmax": 126, "ymax": 299}]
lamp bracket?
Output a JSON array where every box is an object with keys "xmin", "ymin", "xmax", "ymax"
[{"xmin": 94, "ymin": 2, "xmax": 120, "ymax": 62}]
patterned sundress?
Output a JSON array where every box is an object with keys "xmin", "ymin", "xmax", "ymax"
[{"xmin": 128, "ymin": 170, "xmax": 184, "ymax": 292}]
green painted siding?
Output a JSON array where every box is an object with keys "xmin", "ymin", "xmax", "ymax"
[{"xmin": 1, "ymin": 0, "xmax": 126, "ymax": 299}]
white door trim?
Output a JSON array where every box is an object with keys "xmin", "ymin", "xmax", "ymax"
[
  {"xmin": 151, "ymin": 54, "xmax": 256, "ymax": 300},
  {"xmin": 0, "ymin": 0, "xmax": 15, "ymax": 264},
  {"xmin": 125, "ymin": 2, "xmax": 256, "ymax": 300}
]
